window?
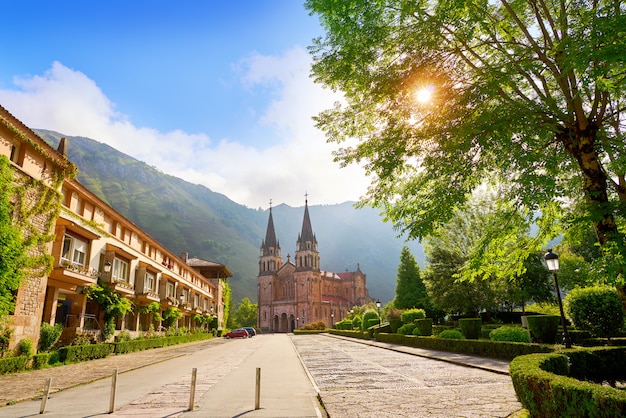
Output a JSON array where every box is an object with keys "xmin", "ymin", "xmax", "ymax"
[
  {"xmin": 166, "ymin": 282, "xmax": 175, "ymax": 297},
  {"xmin": 112, "ymin": 258, "xmax": 129, "ymax": 282},
  {"xmin": 194, "ymin": 294, "xmax": 199, "ymax": 308},
  {"xmin": 61, "ymin": 234, "xmax": 87, "ymax": 266},
  {"xmin": 9, "ymin": 142, "xmax": 20, "ymax": 165},
  {"xmin": 144, "ymin": 272, "xmax": 155, "ymax": 292}
]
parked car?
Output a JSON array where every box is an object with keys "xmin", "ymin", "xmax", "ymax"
[
  {"xmin": 243, "ymin": 327, "xmax": 257, "ymax": 337},
  {"xmin": 224, "ymin": 328, "xmax": 250, "ymax": 339}
]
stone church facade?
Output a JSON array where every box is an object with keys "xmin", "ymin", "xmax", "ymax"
[{"xmin": 257, "ymin": 200, "xmax": 370, "ymax": 333}]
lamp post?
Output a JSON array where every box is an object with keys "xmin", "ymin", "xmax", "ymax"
[
  {"xmin": 331, "ymin": 313, "xmax": 334, "ymax": 328},
  {"xmin": 544, "ymin": 249, "xmax": 572, "ymax": 348},
  {"xmin": 376, "ymin": 299, "xmax": 381, "ymax": 326}
]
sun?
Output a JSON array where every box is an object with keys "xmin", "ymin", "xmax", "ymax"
[{"xmin": 414, "ymin": 86, "xmax": 433, "ymax": 104}]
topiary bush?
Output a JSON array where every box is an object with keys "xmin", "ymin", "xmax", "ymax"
[
  {"xmin": 415, "ymin": 318, "xmax": 433, "ymax": 336},
  {"xmin": 459, "ymin": 318, "xmax": 482, "ymax": 339},
  {"xmin": 361, "ymin": 310, "xmax": 380, "ymax": 331},
  {"xmin": 17, "ymin": 338, "xmax": 34, "ymax": 357},
  {"xmin": 401, "ymin": 308, "xmax": 426, "ymax": 324},
  {"xmin": 489, "ymin": 326, "xmax": 531, "ymax": 343},
  {"xmin": 438, "ymin": 329, "xmax": 465, "ymax": 340},
  {"xmin": 565, "ymin": 285, "xmax": 625, "ymax": 340},
  {"xmin": 398, "ymin": 323, "xmax": 417, "ymax": 335},
  {"xmin": 39, "ymin": 323, "xmax": 63, "ymax": 352},
  {"xmin": 352, "ymin": 315, "xmax": 362, "ymax": 330},
  {"xmin": 526, "ymin": 315, "xmax": 560, "ymax": 344}
]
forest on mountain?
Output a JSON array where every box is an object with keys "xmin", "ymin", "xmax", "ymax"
[{"xmin": 37, "ymin": 129, "xmax": 424, "ymax": 303}]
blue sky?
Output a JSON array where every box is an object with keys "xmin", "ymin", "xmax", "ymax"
[{"xmin": 0, "ymin": 1, "xmax": 369, "ymax": 208}]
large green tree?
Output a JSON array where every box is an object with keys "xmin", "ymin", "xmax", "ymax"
[
  {"xmin": 394, "ymin": 246, "xmax": 429, "ymax": 309},
  {"xmin": 306, "ymin": 1, "xmax": 626, "ymax": 296},
  {"xmin": 231, "ymin": 297, "xmax": 258, "ymax": 328}
]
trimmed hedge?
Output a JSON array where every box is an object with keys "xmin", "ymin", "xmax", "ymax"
[
  {"xmin": 510, "ymin": 347, "xmax": 626, "ymax": 417},
  {"xmin": 59, "ymin": 343, "xmax": 115, "ymax": 363},
  {"xmin": 114, "ymin": 332, "xmax": 212, "ymax": 354},
  {"xmin": 526, "ymin": 315, "xmax": 560, "ymax": 344},
  {"xmin": 329, "ymin": 329, "xmax": 370, "ymax": 339},
  {"xmin": 489, "ymin": 326, "xmax": 531, "ymax": 343},
  {"xmin": 0, "ymin": 355, "xmax": 30, "ymax": 374},
  {"xmin": 415, "ymin": 318, "xmax": 433, "ymax": 336},
  {"xmin": 459, "ymin": 318, "xmax": 482, "ymax": 339},
  {"xmin": 376, "ymin": 333, "xmax": 554, "ymax": 361}
]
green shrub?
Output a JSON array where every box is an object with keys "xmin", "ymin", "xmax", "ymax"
[
  {"xmin": 32, "ymin": 352, "xmax": 53, "ymax": 369},
  {"xmin": 17, "ymin": 338, "xmax": 34, "ymax": 357},
  {"xmin": 352, "ymin": 315, "xmax": 362, "ymax": 330},
  {"xmin": 361, "ymin": 310, "xmax": 379, "ymax": 331},
  {"xmin": 389, "ymin": 318, "xmax": 403, "ymax": 333},
  {"xmin": 459, "ymin": 318, "xmax": 482, "ymax": 339},
  {"xmin": 115, "ymin": 330, "xmax": 132, "ymax": 342},
  {"xmin": 398, "ymin": 323, "xmax": 417, "ymax": 335},
  {"xmin": 510, "ymin": 348, "xmax": 626, "ymax": 417},
  {"xmin": 526, "ymin": 315, "xmax": 560, "ymax": 344},
  {"xmin": 415, "ymin": 318, "xmax": 433, "ymax": 336},
  {"xmin": 38, "ymin": 323, "xmax": 63, "ymax": 352},
  {"xmin": 59, "ymin": 343, "xmax": 114, "ymax": 363},
  {"xmin": 0, "ymin": 355, "xmax": 30, "ymax": 374},
  {"xmin": 438, "ymin": 329, "xmax": 465, "ymax": 340},
  {"xmin": 401, "ymin": 308, "xmax": 426, "ymax": 324},
  {"xmin": 565, "ymin": 286, "xmax": 625, "ymax": 339},
  {"xmin": 490, "ymin": 326, "xmax": 531, "ymax": 343}
]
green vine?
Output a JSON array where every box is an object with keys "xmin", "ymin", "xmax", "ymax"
[{"xmin": 84, "ymin": 281, "xmax": 133, "ymax": 341}]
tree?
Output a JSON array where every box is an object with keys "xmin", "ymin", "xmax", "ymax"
[
  {"xmin": 231, "ymin": 297, "xmax": 258, "ymax": 328},
  {"xmin": 0, "ymin": 156, "xmax": 27, "ymax": 316},
  {"xmin": 306, "ymin": 1, "xmax": 626, "ymax": 298},
  {"xmin": 394, "ymin": 246, "xmax": 429, "ymax": 310}
]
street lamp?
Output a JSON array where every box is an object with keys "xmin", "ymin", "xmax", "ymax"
[
  {"xmin": 331, "ymin": 313, "xmax": 334, "ymax": 328},
  {"xmin": 376, "ymin": 299, "xmax": 381, "ymax": 326},
  {"xmin": 544, "ymin": 249, "xmax": 572, "ymax": 348}
]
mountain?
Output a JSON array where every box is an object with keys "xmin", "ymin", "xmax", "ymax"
[{"xmin": 37, "ymin": 130, "xmax": 425, "ymax": 303}]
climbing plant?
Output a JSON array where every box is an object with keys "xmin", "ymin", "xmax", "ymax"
[
  {"xmin": 0, "ymin": 156, "xmax": 27, "ymax": 316},
  {"xmin": 84, "ymin": 281, "xmax": 133, "ymax": 341}
]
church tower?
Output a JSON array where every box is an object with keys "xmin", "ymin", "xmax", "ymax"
[
  {"xmin": 259, "ymin": 205, "xmax": 281, "ymax": 275},
  {"xmin": 295, "ymin": 198, "xmax": 319, "ymax": 271}
]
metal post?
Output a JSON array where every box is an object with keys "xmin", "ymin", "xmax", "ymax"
[
  {"xmin": 553, "ymin": 272, "xmax": 572, "ymax": 348},
  {"xmin": 39, "ymin": 378, "xmax": 52, "ymax": 414},
  {"xmin": 189, "ymin": 368, "xmax": 197, "ymax": 411},
  {"xmin": 255, "ymin": 367, "xmax": 261, "ymax": 410},
  {"xmin": 109, "ymin": 369, "xmax": 118, "ymax": 413}
]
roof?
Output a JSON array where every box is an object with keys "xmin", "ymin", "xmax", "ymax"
[{"xmin": 186, "ymin": 257, "xmax": 233, "ymax": 278}]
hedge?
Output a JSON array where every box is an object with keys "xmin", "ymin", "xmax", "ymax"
[
  {"xmin": 526, "ymin": 315, "xmax": 560, "ymax": 344},
  {"xmin": 59, "ymin": 343, "xmax": 115, "ymax": 363},
  {"xmin": 329, "ymin": 329, "xmax": 370, "ymax": 339},
  {"xmin": 0, "ymin": 355, "xmax": 30, "ymax": 374},
  {"xmin": 375, "ymin": 333, "xmax": 554, "ymax": 360},
  {"xmin": 459, "ymin": 318, "xmax": 482, "ymax": 339},
  {"xmin": 510, "ymin": 347, "xmax": 626, "ymax": 417}
]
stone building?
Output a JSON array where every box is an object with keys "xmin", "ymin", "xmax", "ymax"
[
  {"xmin": 1, "ymin": 104, "xmax": 231, "ymax": 349},
  {"xmin": 257, "ymin": 200, "xmax": 370, "ymax": 333}
]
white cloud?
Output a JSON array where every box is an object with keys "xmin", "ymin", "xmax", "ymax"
[{"xmin": 0, "ymin": 52, "xmax": 369, "ymax": 209}]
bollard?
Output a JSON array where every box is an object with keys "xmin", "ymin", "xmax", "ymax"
[
  {"xmin": 39, "ymin": 377, "xmax": 52, "ymax": 414},
  {"xmin": 109, "ymin": 369, "xmax": 118, "ymax": 413},
  {"xmin": 189, "ymin": 368, "xmax": 197, "ymax": 411},
  {"xmin": 255, "ymin": 367, "xmax": 261, "ymax": 410}
]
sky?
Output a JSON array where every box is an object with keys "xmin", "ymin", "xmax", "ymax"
[{"xmin": 0, "ymin": 1, "xmax": 370, "ymax": 209}]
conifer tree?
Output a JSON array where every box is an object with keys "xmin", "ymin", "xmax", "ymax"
[{"xmin": 394, "ymin": 246, "xmax": 429, "ymax": 310}]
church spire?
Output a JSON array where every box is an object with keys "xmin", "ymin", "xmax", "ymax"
[
  {"xmin": 295, "ymin": 194, "xmax": 319, "ymax": 271},
  {"xmin": 259, "ymin": 201, "xmax": 281, "ymax": 275}
]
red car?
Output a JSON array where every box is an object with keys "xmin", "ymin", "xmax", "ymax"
[{"xmin": 224, "ymin": 328, "xmax": 250, "ymax": 339}]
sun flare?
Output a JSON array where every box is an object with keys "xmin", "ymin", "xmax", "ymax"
[{"xmin": 414, "ymin": 86, "xmax": 433, "ymax": 104}]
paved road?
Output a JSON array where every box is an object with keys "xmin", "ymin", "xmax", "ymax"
[
  {"xmin": 0, "ymin": 334, "xmax": 523, "ymax": 417},
  {"xmin": 292, "ymin": 334, "xmax": 522, "ymax": 418}
]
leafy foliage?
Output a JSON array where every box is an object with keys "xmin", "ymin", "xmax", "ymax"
[
  {"xmin": 231, "ymin": 297, "xmax": 258, "ymax": 328},
  {"xmin": 490, "ymin": 326, "xmax": 531, "ymax": 343},
  {"xmin": 361, "ymin": 310, "xmax": 380, "ymax": 331},
  {"xmin": 306, "ymin": 0, "xmax": 626, "ymax": 295},
  {"xmin": 0, "ymin": 156, "xmax": 27, "ymax": 316},
  {"xmin": 438, "ymin": 330, "xmax": 465, "ymax": 340},
  {"xmin": 84, "ymin": 281, "xmax": 133, "ymax": 341},
  {"xmin": 38, "ymin": 323, "xmax": 63, "ymax": 352},
  {"xmin": 162, "ymin": 307, "xmax": 183, "ymax": 328},
  {"xmin": 565, "ymin": 286, "xmax": 625, "ymax": 339},
  {"xmin": 400, "ymin": 308, "xmax": 426, "ymax": 324}
]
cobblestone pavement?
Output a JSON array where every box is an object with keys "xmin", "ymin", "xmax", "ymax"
[{"xmin": 291, "ymin": 335, "xmax": 523, "ymax": 418}]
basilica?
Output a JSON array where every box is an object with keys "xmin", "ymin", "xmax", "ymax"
[{"xmin": 257, "ymin": 200, "xmax": 370, "ymax": 332}]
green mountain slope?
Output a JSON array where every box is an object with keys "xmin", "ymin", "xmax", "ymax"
[{"xmin": 37, "ymin": 130, "xmax": 424, "ymax": 303}]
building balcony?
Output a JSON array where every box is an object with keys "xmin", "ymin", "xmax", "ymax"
[
  {"xmin": 163, "ymin": 296, "xmax": 179, "ymax": 308},
  {"xmin": 136, "ymin": 291, "xmax": 160, "ymax": 304},
  {"xmin": 49, "ymin": 262, "xmax": 99, "ymax": 290},
  {"xmin": 108, "ymin": 280, "xmax": 135, "ymax": 296}
]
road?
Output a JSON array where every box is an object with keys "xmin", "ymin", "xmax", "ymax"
[{"xmin": 291, "ymin": 334, "xmax": 522, "ymax": 418}]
